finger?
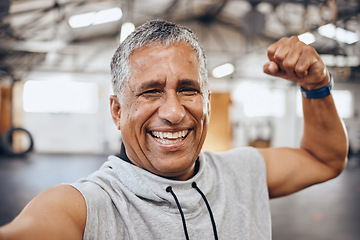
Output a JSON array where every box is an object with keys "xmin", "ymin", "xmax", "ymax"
[
  {"xmin": 295, "ymin": 46, "xmax": 318, "ymax": 79},
  {"xmin": 263, "ymin": 61, "xmax": 299, "ymax": 83},
  {"xmin": 276, "ymin": 37, "xmax": 303, "ymax": 72},
  {"xmin": 267, "ymin": 37, "xmax": 288, "ymax": 62},
  {"xmin": 263, "ymin": 61, "xmax": 279, "ymax": 75},
  {"xmin": 264, "ymin": 66, "xmax": 298, "ymax": 83},
  {"xmin": 282, "ymin": 40, "xmax": 305, "ymax": 79},
  {"xmin": 295, "ymin": 47, "xmax": 329, "ymax": 88}
]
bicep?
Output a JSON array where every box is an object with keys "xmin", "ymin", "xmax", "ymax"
[
  {"xmin": 0, "ymin": 184, "xmax": 86, "ymax": 240},
  {"xmin": 259, "ymin": 147, "xmax": 339, "ymax": 198}
]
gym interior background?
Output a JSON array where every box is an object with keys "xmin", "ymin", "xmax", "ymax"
[{"xmin": 0, "ymin": 0, "xmax": 359, "ymax": 239}]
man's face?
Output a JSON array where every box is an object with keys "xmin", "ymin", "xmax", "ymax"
[{"xmin": 110, "ymin": 42, "xmax": 210, "ymax": 180}]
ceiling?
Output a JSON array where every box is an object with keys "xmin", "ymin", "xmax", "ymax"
[{"xmin": 0, "ymin": 0, "xmax": 360, "ymax": 83}]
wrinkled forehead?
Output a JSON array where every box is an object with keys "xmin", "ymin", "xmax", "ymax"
[
  {"xmin": 129, "ymin": 40, "xmax": 199, "ymax": 61},
  {"xmin": 128, "ymin": 41, "xmax": 200, "ymax": 76}
]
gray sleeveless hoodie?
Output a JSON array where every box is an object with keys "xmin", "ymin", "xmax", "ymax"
[{"xmin": 71, "ymin": 147, "xmax": 271, "ymax": 239}]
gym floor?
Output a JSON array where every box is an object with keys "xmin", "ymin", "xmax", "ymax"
[{"xmin": 0, "ymin": 153, "xmax": 359, "ymax": 240}]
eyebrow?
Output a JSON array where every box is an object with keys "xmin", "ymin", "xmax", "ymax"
[
  {"xmin": 135, "ymin": 78, "xmax": 201, "ymax": 93},
  {"xmin": 136, "ymin": 80, "xmax": 164, "ymax": 93},
  {"xmin": 177, "ymin": 79, "xmax": 201, "ymax": 89}
]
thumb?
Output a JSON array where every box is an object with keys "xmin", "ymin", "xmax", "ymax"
[{"xmin": 263, "ymin": 61, "xmax": 279, "ymax": 76}]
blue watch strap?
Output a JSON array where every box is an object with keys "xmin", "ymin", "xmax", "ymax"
[{"xmin": 300, "ymin": 74, "xmax": 334, "ymax": 99}]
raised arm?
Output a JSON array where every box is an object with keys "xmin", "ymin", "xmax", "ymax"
[
  {"xmin": 0, "ymin": 184, "xmax": 86, "ymax": 240},
  {"xmin": 260, "ymin": 36, "xmax": 348, "ymax": 198}
]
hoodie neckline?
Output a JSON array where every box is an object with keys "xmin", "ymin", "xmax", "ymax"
[
  {"xmin": 115, "ymin": 142, "xmax": 201, "ymax": 177},
  {"xmin": 105, "ymin": 151, "xmax": 214, "ymax": 217}
]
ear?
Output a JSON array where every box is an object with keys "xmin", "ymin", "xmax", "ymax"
[
  {"xmin": 207, "ymin": 91, "xmax": 211, "ymax": 118},
  {"xmin": 110, "ymin": 95, "xmax": 121, "ymax": 130}
]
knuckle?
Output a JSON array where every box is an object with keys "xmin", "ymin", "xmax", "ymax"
[
  {"xmin": 279, "ymin": 37, "xmax": 289, "ymax": 42},
  {"xmin": 295, "ymin": 41, "xmax": 306, "ymax": 50},
  {"xmin": 282, "ymin": 59, "xmax": 293, "ymax": 69},
  {"xmin": 313, "ymin": 67, "xmax": 325, "ymax": 78},
  {"xmin": 289, "ymin": 35, "xmax": 300, "ymax": 42},
  {"xmin": 294, "ymin": 65, "xmax": 306, "ymax": 74},
  {"xmin": 302, "ymin": 45, "xmax": 316, "ymax": 55},
  {"xmin": 267, "ymin": 46, "xmax": 276, "ymax": 56},
  {"xmin": 274, "ymin": 52, "xmax": 285, "ymax": 61}
]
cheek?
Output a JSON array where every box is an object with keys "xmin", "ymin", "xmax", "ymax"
[
  {"xmin": 121, "ymin": 102, "xmax": 156, "ymax": 129},
  {"xmin": 133, "ymin": 101, "xmax": 157, "ymax": 119},
  {"xmin": 185, "ymin": 96, "xmax": 208, "ymax": 122},
  {"xmin": 120, "ymin": 103, "xmax": 139, "ymax": 128}
]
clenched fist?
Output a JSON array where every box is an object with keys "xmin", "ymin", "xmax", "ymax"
[{"xmin": 263, "ymin": 36, "xmax": 330, "ymax": 90}]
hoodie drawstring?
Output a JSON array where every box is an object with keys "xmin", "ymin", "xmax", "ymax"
[
  {"xmin": 166, "ymin": 182, "xmax": 218, "ymax": 240},
  {"xmin": 166, "ymin": 186, "xmax": 190, "ymax": 240},
  {"xmin": 192, "ymin": 182, "xmax": 218, "ymax": 240}
]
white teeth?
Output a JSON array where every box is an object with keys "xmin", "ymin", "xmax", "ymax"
[
  {"xmin": 151, "ymin": 130, "xmax": 188, "ymax": 143},
  {"xmin": 155, "ymin": 138, "xmax": 184, "ymax": 145}
]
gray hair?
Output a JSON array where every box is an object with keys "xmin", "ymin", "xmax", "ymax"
[{"xmin": 110, "ymin": 19, "xmax": 208, "ymax": 105}]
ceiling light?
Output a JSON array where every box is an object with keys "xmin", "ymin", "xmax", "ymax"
[
  {"xmin": 212, "ymin": 63, "xmax": 235, "ymax": 78},
  {"xmin": 318, "ymin": 24, "xmax": 336, "ymax": 38},
  {"xmin": 318, "ymin": 24, "xmax": 359, "ymax": 44},
  {"xmin": 120, "ymin": 22, "xmax": 135, "ymax": 43},
  {"xmin": 298, "ymin": 32, "xmax": 316, "ymax": 45},
  {"xmin": 335, "ymin": 27, "xmax": 358, "ymax": 44},
  {"xmin": 69, "ymin": 7, "xmax": 122, "ymax": 28}
]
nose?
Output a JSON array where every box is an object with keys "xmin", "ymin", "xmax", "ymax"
[{"xmin": 158, "ymin": 92, "xmax": 185, "ymax": 124}]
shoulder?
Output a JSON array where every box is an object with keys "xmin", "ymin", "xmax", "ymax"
[
  {"xmin": 201, "ymin": 148, "xmax": 269, "ymax": 203},
  {"xmin": 202, "ymin": 147, "xmax": 266, "ymax": 181},
  {"xmin": 0, "ymin": 184, "xmax": 86, "ymax": 240},
  {"xmin": 203, "ymin": 147, "xmax": 265, "ymax": 168}
]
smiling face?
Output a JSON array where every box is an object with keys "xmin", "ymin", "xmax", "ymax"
[{"xmin": 110, "ymin": 42, "xmax": 210, "ymax": 180}]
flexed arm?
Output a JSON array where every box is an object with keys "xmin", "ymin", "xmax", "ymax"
[{"xmin": 260, "ymin": 36, "xmax": 348, "ymax": 198}]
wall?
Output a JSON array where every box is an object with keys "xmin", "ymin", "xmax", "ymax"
[
  {"xmin": 21, "ymin": 71, "xmax": 122, "ymax": 154},
  {"xmin": 337, "ymin": 82, "xmax": 360, "ymax": 153},
  {"xmin": 203, "ymin": 92, "xmax": 232, "ymax": 152}
]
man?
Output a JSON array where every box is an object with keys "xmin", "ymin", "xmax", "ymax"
[{"xmin": 0, "ymin": 20, "xmax": 347, "ymax": 239}]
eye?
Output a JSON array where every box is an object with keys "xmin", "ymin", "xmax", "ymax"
[
  {"xmin": 140, "ymin": 89, "xmax": 162, "ymax": 98},
  {"xmin": 179, "ymin": 87, "xmax": 200, "ymax": 96}
]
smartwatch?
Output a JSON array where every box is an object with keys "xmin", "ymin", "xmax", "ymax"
[{"xmin": 300, "ymin": 74, "xmax": 334, "ymax": 99}]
